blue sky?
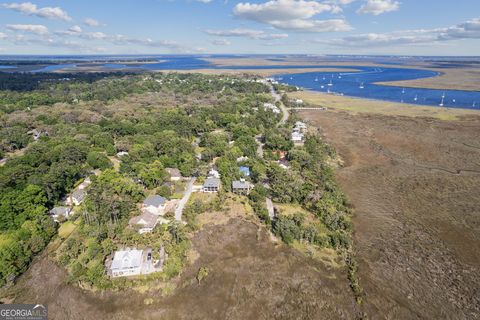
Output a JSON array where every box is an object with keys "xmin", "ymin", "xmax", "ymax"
[{"xmin": 0, "ymin": 0, "xmax": 479, "ymax": 55}]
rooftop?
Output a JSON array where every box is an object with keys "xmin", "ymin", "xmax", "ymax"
[
  {"xmin": 204, "ymin": 177, "xmax": 221, "ymax": 188},
  {"xmin": 166, "ymin": 167, "xmax": 181, "ymax": 178},
  {"xmin": 129, "ymin": 211, "xmax": 158, "ymax": 228},
  {"xmin": 143, "ymin": 195, "xmax": 167, "ymax": 207},
  {"xmin": 111, "ymin": 249, "xmax": 143, "ymax": 271},
  {"xmin": 232, "ymin": 180, "xmax": 253, "ymax": 189}
]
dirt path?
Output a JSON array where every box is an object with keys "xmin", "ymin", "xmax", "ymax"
[
  {"xmin": 4, "ymin": 218, "xmax": 357, "ymax": 319},
  {"xmin": 300, "ymin": 110, "xmax": 480, "ymax": 319}
]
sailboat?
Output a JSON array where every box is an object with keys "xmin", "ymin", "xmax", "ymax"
[
  {"xmin": 320, "ymin": 85, "xmax": 325, "ymax": 89},
  {"xmin": 402, "ymin": 88, "xmax": 406, "ymax": 94},
  {"xmin": 414, "ymin": 94, "xmax": 418, "ymax": 102},
  {"xmin": 439, "ymin": 92, "xmax": 445, "ymax": 107},
  {"xmin": 323, "ymin": 76, "xmax": 326, "ymax": 81},
  {"xmin": 473, "ymin": 102, "xmax": 476, "ymax": 108},
  {"xmin": 359, "ymin": 82, "xmax": 364, "ymax": 89},
  {"xmin": 314, "ymin": 76, "xmax": 319, "ymax": 82}
]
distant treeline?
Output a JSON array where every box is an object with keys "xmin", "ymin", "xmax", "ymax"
[{"xmin": 0, "ymin": 72, "xmax": 136, "ymax": 92}]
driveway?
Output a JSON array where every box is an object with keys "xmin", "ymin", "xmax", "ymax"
[{"xmin": 175, "ymin": 177, "xmax": 196, "ymax": 221}]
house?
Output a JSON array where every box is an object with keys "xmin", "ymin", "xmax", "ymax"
[
  {"xmin": 116, "ymin": 151, "xmax": 129, "ymax": 157},
  {"xmin": 143, "ymin": 195, "xmax": 167, "ymax": 215},
  {"xmin": 165, "ymin": 168, "xmax": 182, "ymax": 181},
  {"xmin": 295, "ymin": 99, "xmax": 304, "ymax": 105},
  {"xmin": 109, "ymin": 249, "xmax": 144, "ymax": 277},
  {"xmin": 67, "ymin": 189, "xmax": 86, "ymax": 206},
  {"xmin": 263, "ymin": 103, "xmax": 281, "ymax": 114},
  {"xmin": 203, "ymin": 177, "xmax": 221, "ymax": 193},
  {"xmin": 232, "ymin": 179, "xmax": 254, "ymax": 195},
  {"xmin": 129, "ymin": 211, "xmax": 158, "ymax": 234},
  {"xmin": 291, "ymin": 131, "xmax": 304, "ymax": 143},
  {"xmin": 49, "ymin": 206, "xmax": 72, "ymax": 222},
  {"xmin": 239, "ymin": 166, "xmax": 251, "ymax": 177},
  {"xmin": 208, "ymin": 168, "xmax": 220, "ymax": 179},
  {"xmin": 294, "ymin": 121, "xmax": 307, "ymax": 131},
  {"xmin": 236, "ymin": 156, "xmax": 249, "ymax": 163}
]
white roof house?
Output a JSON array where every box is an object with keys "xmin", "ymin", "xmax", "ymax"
[
  {"xmin": 208, "ymin": 168, "xmax": 220, "ymax": 179},
  {"xmin": 110, "ymin": 249, "xmax": 143, "ymax": 277},
  {"xmin": 143, "ymin": 195, "xmax": 167, "ymax": 215},
  {"xmin": 291, "ymin": 131, "xmax": 304, "ymax": 142}
]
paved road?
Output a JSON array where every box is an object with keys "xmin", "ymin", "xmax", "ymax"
[
  {"xmin": 175, "ymin": 177, "xmax": 196, "ymax": 221},
  {"xmin": 268, "ymin": 83, "xmax": 289, "ymax": 125}
]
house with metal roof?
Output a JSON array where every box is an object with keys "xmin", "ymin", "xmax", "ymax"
[
  {"xmin": 49, "ymin": 206, "xmax": 72, "ymax": 222},
  {"xmin": 109, "ymin": 249, "xmax": 144, "ymax": 277},
  {"xmin": 143, "ymin": 195, "xmax": 167, "ymax": 215},
  {"xmin": 232, "ymin": 179, "xmax": 254, "ymax": 195},
  {"xmin": 203, "ymin": 177, "xmax": 221, "ymax": 193},
  {"xmin": 67, "ymin": 189, "xmax": 87, "ymax": 206}
]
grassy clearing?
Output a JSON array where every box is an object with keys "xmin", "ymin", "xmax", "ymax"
[
  {"xmin": 58, "ymin": 221, "xmax": 77, "ymax": 239},
  {"xmin": 289, "ymin": 90, "xmax": 479, "ymax": 121}
]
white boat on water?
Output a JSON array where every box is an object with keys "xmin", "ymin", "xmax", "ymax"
[
  {"xmin": 314, "ymin": 77, "xmax": 318, "ymax": 82},
  {"xmin": 402, "ymin": 88, "xmax": 406, "ymax": 94},
  {"xmin": 414, "ymin": 94, "xmax": 418, "ymax": 102},
  {"xmin": 359, "ymin": 82, "xmax": 364, "ymax": 89},
  {"xmin": 439, "ymin": 92, "xmax": 445, "ymax": 107},
  {"xmin": 328, "ymin": 79, "xmax": 333, "ymax": 86}
]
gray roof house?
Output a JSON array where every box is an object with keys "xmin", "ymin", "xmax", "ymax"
[
  {"xmin": 143, "ymin": 195, "xmax": 167, "ymax": 215},
  {"xmin": 203, "ymin": 177, "xmax": 221, "ymax": 192},
  {"xmin": 165, "ymin": 168, "xmax": 182, "ymax": 181},
  {"xmin": 232, "ymin": 180, "xmax": 254, "ymax": 195},
  {"xmin": 49, "ymin": 206, "xmax": 72, "ymax": 222},
  {"xmin": 69, "ymin": 189, "xmax": 86, "ymax": 205},
  {"xmin": 129, "ymin": 211, "xmax": 158, "ymax": 234}
]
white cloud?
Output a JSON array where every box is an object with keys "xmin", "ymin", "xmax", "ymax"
[
  {"xmin": 320, "ymin": 17, "xmax": 480, "ymax": 48},
  {"xmin": 234, "ymin": 0, "xmax": 340, "ymax": 21},
  {"xmin": 269, "ymin": 18, "xmax": 351, "ymax": 32},
  {"xmin": 69, "ymin": 25, "xmax": 83, "ymax": 33},
  {"xmin": 1, "ymin": 2, "xmax": 71, "ymax": 21},
  {"xmin": 357, "ymin": 0, "xmax": 400, "ymax": 16},
  {"xmin": 204, "ymin": 28, "xmax": 288, "ymax": 40},
  {"xmin": 6, "ymin": 24, "xmax": 49, "ymax": 35},
  {"xmin": 0, "ymin": 32, "xmax": 7, "ymax": 39},
  {"xmin": 211, "ymin": 39, "xmax": 231, "ymax": 45},
  {"xmin": 196, "ymin": 0, "xmax": 213, "ymax": 3},
  {"xmin": 438, "ymin": 18, "xmax": 480, "ymax": 40},
  {"xmin": 84, "ymin": 18, "xmax": 105, "ymax": 27},
  {"xmin": 233, "ymin": 0, "xmax": 351, "ymax": 32}
]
